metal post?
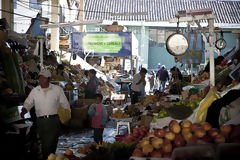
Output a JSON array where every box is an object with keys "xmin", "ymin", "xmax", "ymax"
[
  {"xmin": 40, "ymin": 39, "xmax": 44, "ymax": 68},
  {"xmin": 208, "ymin": 19, "xmax": 215, "ymax": 87}
]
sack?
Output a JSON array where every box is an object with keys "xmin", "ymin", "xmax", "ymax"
[
  {"xmin": 195, "ymin": 88, "xmax": 220, "ymax": 123},
  {"xmin": 58, "ymin": 106, "xmax": 71, "ymax": 125}
]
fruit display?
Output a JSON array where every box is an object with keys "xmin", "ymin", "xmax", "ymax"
[
  {"xmin": 153, "ymin": 109, "xmax": 169, "ymax": 122},
  {"xmin": 110, "ymin": 109, "xmax": 130, "ymax": 119},
  {"xmin": 124, "ymin": 105, "xmax": 141, "ymax": 117},
  {"xmin": 131, "ymin": 120, "xmax": 240, "ymax": 159},
  {"xmin": 77, "ymin": 141, "xmax": 136, "ymax": 160},
  {"xmin": 192, "ymin": 72, "xmax": 209, "ymax": 84},
  {"xmin": 142, "ymin": 95, "xmax": 159, "ymax": 106},
  {"xmin": 47, "ymin": 149, "xmax": 82, "ymax": 160}
]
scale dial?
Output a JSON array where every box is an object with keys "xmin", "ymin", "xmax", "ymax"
[
  {"xmin": 166, "ymin": 33, "xmax": 189, "ymax": 56},
  {"xmin": 215, "ymin": 38, "xmax": 226, "ymax": 50}
]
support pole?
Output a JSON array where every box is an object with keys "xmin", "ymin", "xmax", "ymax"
[
  {"xmin": 50, "ymin": 0, "xmax": 59, "ymax": 51},
  {"xmin": 208, "ymin": 19, "xmax": 215, "ymax": 87},
  {"xmin": 40, "ymin": 39, "xmax": 44, "ymax": 68}
]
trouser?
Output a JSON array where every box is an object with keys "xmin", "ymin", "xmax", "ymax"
[
  {"xmin": 93, "ymin": 128, "xmax": 104, "ymax": 144},
  {"xmin": 159, "ymin": 81, "xmax": 166, "ymax": 92},
  {"xmin": 130, "ymin": 90, "xmax": 141, "ymax": 104},
  {"xmin": 37, "ymin": 117, "xmax": 61, "ymax": 160}
]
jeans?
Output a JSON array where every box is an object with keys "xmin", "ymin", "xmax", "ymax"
[
  {"xmin": 93, "ymin": 128, "xmax": 104, "ymax": 144},
  {"xmin": 130, "ymin": 90, "xmax": 141, "ymax": 104},
  {"xmin": 37, "ymin": 117, "xmax": 61, "ymax": 160},
  {"xmin": 159, "ymin": 81, "xmax": 166, "ymax": 92}
]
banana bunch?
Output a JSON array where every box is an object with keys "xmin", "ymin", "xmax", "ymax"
[
  {"xmin": 196, "ymin": 88, "xmax": 221, "ymax": 123},
  {"xmin": 65, "ymin": 82, "xmax": 74, "ymax": 90}
]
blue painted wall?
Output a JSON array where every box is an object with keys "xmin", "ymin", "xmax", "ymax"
[
  {"xmin": 148, "ymin": 32, "xmax": 238, "ymax": 71},
  {"xmin": 217, "ymin": 33, "xmax": 237, "ymax": 56},
  {"xmin": 85, "ymin": 25, "xmax": 238, "ymax": 72}
]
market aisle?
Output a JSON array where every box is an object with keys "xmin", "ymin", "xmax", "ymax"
[{"xmin": 56, "ymin": 119, "xmax": 129, "ymax": 155}]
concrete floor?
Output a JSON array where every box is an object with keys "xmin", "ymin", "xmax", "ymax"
[{"xmin": 56, "ymin": 119, "xmax": 130, "ymax": 155}]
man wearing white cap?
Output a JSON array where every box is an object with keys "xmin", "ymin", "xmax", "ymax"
[{"xmin": 20, "ymin": 69, "xmax": 70, "ymax": 160}]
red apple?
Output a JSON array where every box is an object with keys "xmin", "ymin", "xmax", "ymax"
[
  {"xmin": 151, "ymin": 137, "xmax": 163, "ymax": 149},
  {"xmin": 201, "ymin": 122, "xmax": 212, "ymax": 131},
  {"xmin": 189, "ymin": 135, "xmax": 199, "ymax": 144},
  {"xmin": 154, "ymin": 129, "xmax": 166, "ymax": 138},
  {"xmin": 214, "ymin": 134, "xmax": 225, "ymax": 144},
  {"xmin": 162, "ymin": 152, "xmax": 172, "ymax": 158},
  {"xmin": 147, "ymin": 132, "xmax": 155, "ymax": 137},
  {"xmin": 181, "ymin": 120, "xmax": 192, "ymax": 128},
  {"xmin": 202, "ymin": 135, "xmax": 213, "ymax": 143},
  {"xmin": 164, "ymin": 131, "xmax": 176, "ymax": 141},
  {"xmin": 150, "ymin": 150, "xmax": 162, "ymax": 158},
  {"xmin": 162, "ymin": 142, "xmax": 172, "ymax": 153},
  {"xmin": 191, "ymin": 123, "xmax": 202, "ymax": 132},
  {"xmin": 208, "ymin": 128, "xmax": 219, "ymax": 138},
  {"xmin": 181, "ymin": 127, "xmax": 191, "ymax": 135},
  {"xmin": 169, "ymin": 120, "xmax": 179, "ymax": 128},
  {"xmin": 140, "ymin": 126, "xmax": 149, "ymax": 133},
  {"xmin": 133, "ymin": 128, "xmax": 139, "ymax": 134},
  {"xmin": 194, "ymin": 128, "xmax": 206, "ymax": 138},
  {"xmin": 132, "ymin": 132, "xmax": 138, "ymax": 138},
  {"xmin": 139, "ymin": 130, "xmax": 145, "ymax": 136},
  {"xmin": 170, "ymin": 123, "xmax": 181, "ymax": 134},
  {"xmin": 220, "ymin": 124, "xmax": 232, "ymax": 138},
  {"xmin": 132, "ymin": 149, "xmax": 144, "ymax": 157},
  {"xmin": 229, "ymin": 124, "xmax": 240, "ymax": 143},
  {"xmin": 174, "ymin": 134, "xmax": 186, "ymax": 147},
  {"xmin": 183, "ymin": 132, "xmax": 193, "ymax": 142}
]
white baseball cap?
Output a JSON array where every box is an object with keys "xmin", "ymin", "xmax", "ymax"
[{"xmin": 39, "ymin": 69, "xmax": 51, "ymax": 78}]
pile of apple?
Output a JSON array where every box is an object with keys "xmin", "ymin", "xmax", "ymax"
[
  {"xmin": 116, "ymin": 126, "xmax": 150, "ymax": 143},
  {"xmin": 131, "ymin": 120, "xmax": 240, "ymax": 158}
]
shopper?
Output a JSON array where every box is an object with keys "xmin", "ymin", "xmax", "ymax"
[
  {"xmin": 88, "ymin": 94, "xmax": 108, "ymax": 144},
  {"xmin": 148, "ymin": 71, "xmax": 155, "ymax": 91},
  {"xmin": 130, "ymin": 68, "xmax": 147, "ymax": 104},
  {"xmin": 157, "ymin": 65, "xmax": 169, "ymax": 92},
  {"xmin": 52, "ymin": 64, "xmax": 70, "ymax": 81},
  {"xmin": 85, "ymin": 69, "xmax": 100, "ymax": 99},
  {"xmin": 20, "ymin": 69, "xmax": 70, "ymax": 160}
]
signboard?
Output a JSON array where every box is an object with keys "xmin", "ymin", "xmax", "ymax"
[
  {"xmin": 180, "ymin": 33, "xmax": 203, "ymax": 64},
  {"xmin": 71, "ymin": 32, "xmax": 132, "ymax": 56}
]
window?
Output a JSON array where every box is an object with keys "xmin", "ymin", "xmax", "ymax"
[
  {"xmin": 14, "ymin": 0, "xmax": 17, "ymax": 9},
  {"xmin": 29, "ymin": 0, "xmax": 41, "ymax": 9}
]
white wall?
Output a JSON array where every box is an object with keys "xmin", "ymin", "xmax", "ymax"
[{"xmin": 14, "ymin": 1, "xmax": 38, "ymax": 33}]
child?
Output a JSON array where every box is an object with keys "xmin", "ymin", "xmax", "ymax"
[{"xmin": 88, "ymin": 94, "xmax": 108, "ymax": 144}]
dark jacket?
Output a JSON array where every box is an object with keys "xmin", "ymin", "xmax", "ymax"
[{"xmin": 157, "ymin": 69, "xmax": 169, "ymax": 81}]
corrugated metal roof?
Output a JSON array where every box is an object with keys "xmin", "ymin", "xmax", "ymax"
[{"xmin": 84, "ymin": 0, "xmax": 240, "ymax": 24}]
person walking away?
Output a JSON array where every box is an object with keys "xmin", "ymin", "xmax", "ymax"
[
  {"xmin": 130, "ymin": 68, "xmax": 147, "ymax": 104},
  {"xmin": 88, "ymin": 94, "xmax": 108, "ymax": 144},
  {"xmin": 20, "ymin": 69, "xmax": 70, "ymax": 160},
  {"xmin": 157, "ymin": 65, "xmax": 169, "ymax": 92},
  {"xmin": 155, "ymin": 63, "xmax": 162, "ymax": 89},
  {"xmin": 148, "ymin": 71, "xmax": 155, "ymax": 91},
  {"xmin": 85, "ymin": 69, "xmax": 100, "ymax": 99}
]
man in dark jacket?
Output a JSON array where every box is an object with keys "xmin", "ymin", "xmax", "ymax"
[{"xmin": 157, "ymin": 65, "xmax": 169, "ymax": 92}]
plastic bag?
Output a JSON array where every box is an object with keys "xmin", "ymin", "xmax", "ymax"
[
  {"xmin": 57, "ymin": 106, "xmax": 71, "ymax": 125},
  {"xmin": 195, "ymin": 88, "xmax": 220, "ymax": 123}
]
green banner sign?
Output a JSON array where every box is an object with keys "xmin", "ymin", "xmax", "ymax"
[{"xmin": 82, "ymin": 34, "xmax": 122, "ymax": 53}]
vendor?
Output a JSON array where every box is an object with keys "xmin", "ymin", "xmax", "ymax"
[
  {"xmin": 169, "ymin": 66, "xmax": 183, "ymax": 94},
  {"xmin": 85, "ymin": 69, "xmax": 100, "ymax": 99},
  {"xmin": 130, "ymin": 68, "xmax": 147, "ymax": 104},
  {"xmin": 52, "ymin": 64, "xmax": 70, "ymax": 82}
]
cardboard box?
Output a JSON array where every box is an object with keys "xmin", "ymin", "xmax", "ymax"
[{"xmin": 78, "ymin": 99, "xmax": 95, "ymax": 107}]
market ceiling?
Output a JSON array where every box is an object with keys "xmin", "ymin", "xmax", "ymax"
[{"xmin": 84, "ymin": 0, "xmax": 240, "ymax": 25}]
